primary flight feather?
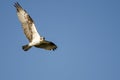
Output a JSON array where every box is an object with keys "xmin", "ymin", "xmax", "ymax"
[{"xmin": 14, "ymin": 2, "xmax": 57, "ymax": 51}]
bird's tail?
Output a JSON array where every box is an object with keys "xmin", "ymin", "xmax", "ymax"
[{"xmin": 22, "ymin": 44, "xmax": 32, "ymax": 51}]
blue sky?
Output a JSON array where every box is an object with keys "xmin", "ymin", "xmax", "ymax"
[{"xmin": 0, "ymin": 0, "xmax": 120, "ymax": 80}]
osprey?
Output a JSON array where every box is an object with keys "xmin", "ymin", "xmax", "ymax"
[{"xmin": 14, "ymin": 2, "xmax": 57, "ymax": 51}]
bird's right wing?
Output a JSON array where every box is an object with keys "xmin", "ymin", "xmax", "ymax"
[{"xmin": 14, "ymin": 2, "xmax": 40, "ymax": 42}]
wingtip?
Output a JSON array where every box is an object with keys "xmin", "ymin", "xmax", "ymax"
[
  {"xmin": 52, "ymin": 45, "xmax": 58, "ymax": 51},
  {"xmin": 13, "ymin": 2, "xmax": 23, "ymax": 12},
  {"xmin": 13, "ymin": 2, "xmax": 18, "ymax": 7},
  {"xmin": 13, "ymin": 2, "xmax": 22, "ymax": 8}
]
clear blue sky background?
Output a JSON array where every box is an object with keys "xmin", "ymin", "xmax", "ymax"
[{"xmin": 0, "ymin": 0, "xmax": 120, "ymax": 80}]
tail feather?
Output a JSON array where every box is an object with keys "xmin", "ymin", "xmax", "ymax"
[{"xmin": 22, "ymin": 44, "xmax": 32, "ymax": 51}]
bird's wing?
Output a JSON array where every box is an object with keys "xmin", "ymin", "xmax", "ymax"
[
  {"xmin": 14, "ymin": 2, "xmax": 40, "ymax": 42},
  {"xmin": 35, "ymin": 40, "xmax": 57, "ymax": 51}
]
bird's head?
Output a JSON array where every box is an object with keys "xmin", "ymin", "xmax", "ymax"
[{"xmin": 40, "ymin": 37, "xmax": 45, "ymax": 41}]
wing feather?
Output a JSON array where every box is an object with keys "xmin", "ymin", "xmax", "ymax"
[
  {"xmin": 35, "ymin": 40, "xmax": 57, "ymax": 50},
  {"xmin": 14, "ymin": 2, "xmax": 40, "ymax": 42}
]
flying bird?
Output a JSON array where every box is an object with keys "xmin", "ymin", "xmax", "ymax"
[{"xmin": 14, "ymin": 2, "xmax": 57, "ymax": 51}]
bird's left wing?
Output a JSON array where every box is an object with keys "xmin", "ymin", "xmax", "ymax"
[
  {"xmin": 14, "ymin": 2, "xmax": 40, "ymax": 42},
  {"xmin": 35, "ymin": 40, "xmax": 57, "ymax": 51}
]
